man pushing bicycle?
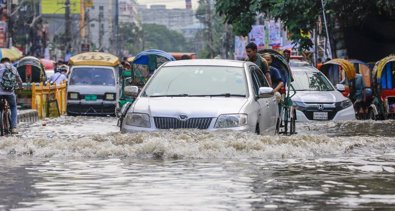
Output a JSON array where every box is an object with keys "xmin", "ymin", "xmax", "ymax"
[{"xmin": 0, "ymin": 57, "xmax": 23, "ymax": 134}]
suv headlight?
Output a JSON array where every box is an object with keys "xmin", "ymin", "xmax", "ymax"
[
  {"xmin": 124, "ymin": 113, "xmax": 151, "ymax": 128},
  {"xmin": 214, "ymin": 114, "xmax": 248, "ymax": 128},
  {"xmin": 68, "ymin": 92, "xmax": 79, "ymax": 100},
  {"xmin": 339, "ymin": 99, "xmax": 353, "ymax": 109},
  {"xmin": 105, "ymin": 93, "xmax": 116, "ymax": 101}
]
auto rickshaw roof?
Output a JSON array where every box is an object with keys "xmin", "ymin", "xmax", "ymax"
[
  {"xmin": 322, "ymin": 58, "xmax": 356, "ymax": 80},
  {"xmin": 17, "ymin": 56, "xmax": 42, "ymax": 69},
  {"xmin": 373, "ymin": 55, "xmax": 395, "ymax": 79},
  {"xmin": 69, "ymin": 52, "xmax": 120, "ymax": 66}
]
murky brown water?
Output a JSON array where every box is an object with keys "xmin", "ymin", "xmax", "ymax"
[{"xmin": 0, "ymin": 117, "xmax": 394, "ymax": 210}]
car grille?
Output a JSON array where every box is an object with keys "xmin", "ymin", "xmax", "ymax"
[
  {"xmin": 154, "ymin": 117, "xmax": 213, "ymax": 129},
  {"xmin": 302, "ymin": 110, "xmax": 338, "ymax": 120}
]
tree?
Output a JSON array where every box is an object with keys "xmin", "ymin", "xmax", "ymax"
[
  {"xmin": 142, "ymin": 24, "xmax": 191, "ymax": 52},
  {"xmin": 195, "ymin": 0, "xmax": 234, "ymax": 59},
  {"xmin": 216, "ymin": 0, "xmax": 395, "ymax": 55},
  {"xmin": 118, "ymin": 23, "xmax": 143, "ymax": 56}
]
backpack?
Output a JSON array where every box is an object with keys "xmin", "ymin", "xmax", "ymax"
[{"xmin": 0, "ymin": 66, "xmax": 17, "ymax": 91}]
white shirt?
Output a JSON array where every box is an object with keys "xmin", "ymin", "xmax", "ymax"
[{"xmin": 47, "ymin": 72, "xmax": 67, "ymax": 85}]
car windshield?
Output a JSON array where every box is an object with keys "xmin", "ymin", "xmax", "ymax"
[
  {"xmin": 292, "ymin": 71, "xmax": 334, "ymax": 91},
  {"xmin": 69, "ymin": 67, "xmax": 115, "ymax": 86},
  {"xmin": 143, "ymin": 66, "xmax": 247, "ymax": 97}
]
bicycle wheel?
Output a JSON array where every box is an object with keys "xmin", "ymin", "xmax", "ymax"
[
  {"xmin": 0, "ymin": 111, "xmax": 3, "ymax": 136},
  {"xmin": 283, "ymin": 107, "xmax": 289, "ymax": 135}
]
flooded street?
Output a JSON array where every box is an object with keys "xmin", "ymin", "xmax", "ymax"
[{"xmin": 0, "ymin": 117, "xmax": 395, "ymax": 210}]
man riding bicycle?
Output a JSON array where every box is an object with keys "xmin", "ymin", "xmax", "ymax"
[{"xmin": 0, "ymin": 57, "xmax": 23, "ymax": 134}]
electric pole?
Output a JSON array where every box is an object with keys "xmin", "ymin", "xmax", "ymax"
[
  {"xmin": 205, "ymin": 0, "xmax": 214, "ymax": 58},
  {"xmin": 65, "ymin": 0, "xmax": 72, "ymax": 51}
]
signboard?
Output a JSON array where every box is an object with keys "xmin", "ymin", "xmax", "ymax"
[
  {"xmin": 248, "ymin": 25, "xmax": 265, "ymax": 51},
  {"xmin": 268, "ymin": 21, "xmax": 282, "ymax": 47},
  {"xmin": 234, "ymin": 36, "xmax": 248, "ymax": 60},
  {"xmin": 41, "ymin": 0, "xmax": 81, "ymax": 15}
]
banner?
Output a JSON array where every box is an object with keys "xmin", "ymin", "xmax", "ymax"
[
  {"xmin": 268, "ymin": 21, "xmax": 282, "ymax": 47},
  {"xmin": 41, "ymin": 0, "xmax": 81, "ymax": 15},
  {"xmin": 234, "ymin": 36, "xmax": 248, "ymax": 60},
  {"xmin": 248, "ymin": 25, "xmax": 265, "ymax": 50}
]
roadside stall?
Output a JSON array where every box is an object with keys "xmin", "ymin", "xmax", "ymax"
[
  {"xmin": 67, "ymin": 52, "xmax": 120, "ymax": 116},
  {"xmin": 369, "ymin": 55, "xmax": 395, "ymax": 120}
]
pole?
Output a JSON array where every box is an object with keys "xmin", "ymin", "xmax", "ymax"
[
  {"xmin": 6, "ymin": 0, "xmax": 12, "ymax": 48},
  {"xmin": 80, "ymin": 0, "xmax": 85, "ymax": 43},
  {"xmin": 65, "ymin": 0, "xmax": 71, "ymax": 50},
  {"xmin": 321, "ymin": 0, "xmax": 332, "ymax": 59},
  {"xmin": 205, "ymin": 0, "xmax": 214, "ymax": 58},
  {"xmin": 115, "ymin": 0, "xmax": 119, "ymax": 56}
]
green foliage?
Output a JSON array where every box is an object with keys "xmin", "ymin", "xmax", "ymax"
[
  {"xmin": 142, "ymin": 24, "xmax": 191, "ymax": 52},
  {"xmin": 215, "ymin": 0, "xmax": 395, "ymax": 51},
  {"xmin": 118, "ymin": 23, "xmax": 143, "ymax": 55}
]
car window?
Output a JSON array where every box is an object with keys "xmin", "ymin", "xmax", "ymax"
[
  {"xmin": 292, "ymin": 71, "xmax": 335, "ymax": 91},
  {"xmin": 143, "ymin": 66, "xmax": 247, "ymax": 97},
  {"xmin": 250, "ymin": 65, "xmax": 269, "ymax": 95},
  {"xmin": 70, "ymin": 67, "xmax": 115, "ymax": 86}
]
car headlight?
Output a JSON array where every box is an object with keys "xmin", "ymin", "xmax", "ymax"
[
  {"xmin": 339, "ymin": 99, "xmax": 353, "ymax": 109},
  {"xmin": 68, "ymin": 92, "xmax": 79, "ymax": 100},
  {"xmin": 105, "ymin": 93, "xmax": 116, "ymax": 101},
  {"xmin": 214, "ymin": 114, "xmax": 248, "ymax": 128},
  {"xmin": 124, "ymin": 113, "xmax": 151, "ymax": 128},
  {"xmin": 293, "ymin": 101, "xmax": 305, "ymax": 111}
]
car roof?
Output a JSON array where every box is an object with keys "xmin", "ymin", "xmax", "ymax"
[
  {"xmin": 290, "ymin": 66, "xmax": 320, "ymax": 73},
  {"xmin": 163, "ymin": 59, "xmax": 246, "ymax": 68}
]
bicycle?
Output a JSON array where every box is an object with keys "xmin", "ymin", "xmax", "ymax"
[{"xmin": 0, "ymin": 96, "xmax": 12, "ymax": 136}]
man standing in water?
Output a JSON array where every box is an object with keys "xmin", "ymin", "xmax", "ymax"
[{"xmin": 245, "ymin": 42, "xmax": 272, "ymax": 86}]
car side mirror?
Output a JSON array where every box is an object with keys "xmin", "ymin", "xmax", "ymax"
[
  {"xmin": 258, "ymin": 87, "xmax": 274, "ymax": 98},
  {"xmin": 336, "ymin": 84, "xmax": 346, "ymax": 92},
  {"xmin": 124, "ymin": 86, "xmax": 139, "ymax": 97}
]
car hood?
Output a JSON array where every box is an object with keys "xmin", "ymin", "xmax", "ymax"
[
  {"xmin": 132, "ymin": 97, "xmax": 248, "ymax": 117},
  {"xmin": 291, "ymin": 91, "xmax": 346, "ymax": 103}
]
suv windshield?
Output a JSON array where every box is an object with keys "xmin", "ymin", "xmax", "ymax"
[
  {"xmin": 143, "ymin": 66, "xmax": 247, "ymax": 97},
  {"xmin": 292, "ymin": 71, "xmax": 334, "ymax": 91},
  {"xmin": 70, "ymin": 67, "xmax": 115, "ymax": 86}
]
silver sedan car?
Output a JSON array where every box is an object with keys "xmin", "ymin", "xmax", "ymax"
[
  {"xmin": 291, "ymin": 66, "xmax": 356, "ymax": 121},
  {"xmin": 120, "ymin": 59, "xmax": 279, "ymax": 134}
]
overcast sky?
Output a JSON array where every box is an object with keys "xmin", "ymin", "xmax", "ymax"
[{"xmin": 137, "ymin": 0, "xmax": 199, "ymax": 9}]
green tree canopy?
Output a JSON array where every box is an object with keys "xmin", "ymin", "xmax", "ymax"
[
  {"xmin": 142, "ymin": 24, "xmax": 191, "ymax": 52},
  {"xmin": 216, "ymin": 0, "xmax": 395, "ymax": 51}
]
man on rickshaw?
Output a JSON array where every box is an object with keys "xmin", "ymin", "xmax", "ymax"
[
  {"xmin": 262, "ymin": 53, "xmax": 285, "ymax": 97},
  {"xmin": 351, "ymin": 73, "xmax": 368, "ymax": 118},
  {"xmin": 245, "ymin": 42, "xmax": 272, "ymax": 86}
]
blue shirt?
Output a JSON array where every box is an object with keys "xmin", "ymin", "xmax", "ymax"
[{"xmin": 269, "ymin": 66, "xmax": 283, "ymax": 88}]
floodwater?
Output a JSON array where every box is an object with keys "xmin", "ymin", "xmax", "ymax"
[{"xmin": 0, "ymin": 116, "xmax": 395, "ymax": 210}]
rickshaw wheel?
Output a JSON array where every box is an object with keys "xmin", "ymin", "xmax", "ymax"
[
  {"xmin": 290, "ymin": 117, "xmax": 296, "ymax": 135},
  {"xmin": 275, "ymin": 117, "xmax": 280, "ymax": 135},
  {"xmin": 368, "ymin": 109, "xmax": 376, "ymax": 120}
]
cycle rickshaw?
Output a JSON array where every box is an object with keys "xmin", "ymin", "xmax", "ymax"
[{"xmin": 260, "ymin": 49, "xmax": 296, "ymax": 135}]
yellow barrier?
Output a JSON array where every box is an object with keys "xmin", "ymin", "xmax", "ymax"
[{"xmin": 31, "ymin": 81, "xmax": 67, "ymax": 119}]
